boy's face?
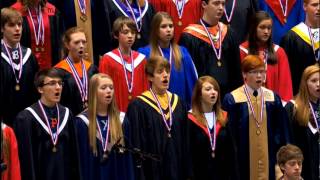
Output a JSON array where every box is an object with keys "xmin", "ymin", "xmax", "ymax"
[
  {"xmin": 280, "ymin": 159, "xmax": 303, "ymax": 180},
  {"xmin": 202, "ymin": 0, "xmax": 225, "ymax": 22},
  {"xmin": 303, "ymin": 0, "xmax": 320, "ymax": 25},
  {"xmin": 38, "ymin": 77, "xmax": 63, "ymax": 105},
  {"xmin": 242, "ymin": 67, "xmax": 266, "ymax": 90},
  {"xmin": 148, "ymin": 65, "xmax": 170, "ymax": 94},
  {"xmin": 116, "ymin": 24, "xmax": 135, "ymax": 50},
  {"xmin": 1, "ymin": 18, "xmax": 22, "ymax": 47}
]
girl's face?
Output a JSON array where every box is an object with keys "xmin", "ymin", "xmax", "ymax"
[
  {"xmin": 256, "ymin": 19, "xmax": 272, "ymax": 44},
  {"xmin": 307, "ymin": 71, "xmax": 320, "ymax": 101},
  {"xmin": 158, "ymin": 18, "xmax": 174, "ymax": 44},
  {"xmin": 96, "ymin": 77, "xmax": 114, "ymax": 107},
  {"xmin": 201, "ymin": 81, "xmax": 219, "ymax": 108}
]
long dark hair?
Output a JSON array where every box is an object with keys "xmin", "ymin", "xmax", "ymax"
[{"xmin": 248, "ymin": 11, "xmax": 277, "ymax": 64}]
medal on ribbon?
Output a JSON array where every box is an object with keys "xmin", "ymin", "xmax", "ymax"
[
  {"xmin": 174, "ymin": 0, "xmax": 186, "ymax": 26},
  {"xmin": 27, "ymin": 6, "xmax": 45, "ymax": 50},
  {"xmin": 205, "ymin": 112, "xmax": 217, "ymax": 158},
  {"xmin": 150, "ymin": 88, "xmax": 173, "ymax": 138},
  {"xmin": 124, "ymin": 0, "xmax": 143, "ymax": 39},
  {"xmin": 200, "ymin": 20, "xmax": 223, "ymax": 67},
  {"xmin": 279, "ymin": 0, "xmax": 288, "ymax": 23},
  {"xmin": 243, "ymin": 85, "xmax": 265, "ymax": 136},
  {"xmin": 118, "ymin": 49, "xmax": 135, "ymax": 100},
  {"xmin": 2, "ymin": 40, "xmax": 23, "ymax": 91},
  {"xmin": 65, "ymin": 57, "xmax": 88, "ymax": 108},
  {"xmin": 78, "ymin": 0, "xmax": 87, "ymax": 21},
  {"xmin": 38, "ymin": 100, "xmax": 60, "ymax": 152},
  {"xmin": 96, "ymin": 116, "xmax": 110, "ymax": 160}
]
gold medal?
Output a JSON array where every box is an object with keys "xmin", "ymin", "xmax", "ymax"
[
  {"xmin": 137, "ymin": 33, "xmax": 141, "ymax": 39},
  {"xmin": 35, "ymin": 47, "xmax": 40, "ymax": 52},
  {"xmin": 41, "ymin": 47, "xmax": 45, "ymax": 52},
  {"xmin": 217, "ymin": 61, "xmax": 222, "ymax": 67},
  {"xmin": 83, "ymin": 102, "xmax": 88, "ymax": 109},
  {"xmin": 128, "ymin": 95, "xmax": 132, "ymax": 100},
  {"xmin": 177, "ymin": 20, "xmax": 182, "ymax": 26},
  {"xmin": 52, "ymin": 146, "xmax": 57, "ymax": 153},
  {"xmin": 168, "ymin": 133, "xmax": 171, "ymax": 138},
  {"xmin": 80, "ymin": 14, "xmax": 87, "ymax": 22},
  {"xmin": 103, "ymin": 152, "xmax": 108, "ymax": 159},
  {"xmin": 256, "ymin": 129, "xmax": 261, "ymax": 135},
  {"xmin": 211, "ymin": 151, "xmax": 215, "ymax": 158},
  {"xmin": 15, "ymin": 84, "xmax": 20, "ymax": 91},
  {"xmin": 284, "ymin": 18, "xmax": 287, "ymax": 23}
]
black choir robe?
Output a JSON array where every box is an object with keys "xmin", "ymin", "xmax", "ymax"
[
  {"xmin": 220, "ymin": 0, "xmax": 258, "ymax": 43},
  {"xmin": 55, "ymin": 59, "xmax": 98, "ymax": 116},
  {"xmin": 13, "ymin": 103, "xmax": 81, "ymax": 180},
  {"xmin": 187, "ymin": 112, "xmax": 239, "ymax": 180},
  {"xmin": 0, "ymin": 45, "xmax": 39, "ymax": 126},
  {"xmin": 103, "ymin": 0, "xmax": 155, "ymax": 51},
  {"xmin": 123, "ymin": 91, "xmax": 191, "ymax": 180},
  {"xmin": 75, "ymin": 111, "xmax": 135, "ymax": 180},
  {"xmin": 179, "ymin": 22, "xmax": 242, "ymax": 98},
  {"xmin": 222, "ymin": 86, "xmax": 291, "ymax": 180},
  {"xmin": 285, "ymin": 101, "xmax": 319, "ymax": 180},
  {"xmin": 280, "ymin": 23, "xmax": 318, "ymax": 95}
]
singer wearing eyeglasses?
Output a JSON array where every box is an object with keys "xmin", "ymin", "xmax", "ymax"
[
  {"xmin": 14, "ymin": 68, "xmax": 81, "ymax": 180},
  {"xmin": 222, "ymin": 55, "xmax": 291, "ymax": 180},
  {"xmin": 75, "ymin": 73, "xmax": 134, "ymax": 180}
]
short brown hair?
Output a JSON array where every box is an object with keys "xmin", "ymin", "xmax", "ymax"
[
  {"xmin": 241, "ymin": 55, "xmax": 265, "ymax": 73},
  {"xmin": 145, "ymin": 56, "xmax": 170, "ymax": 77},
  {"xmin": 1, "ymin": 8, "xmax": 22, "ymax": 29},
  {"xmin": 277, "ymin": 144, "xmax": 303, "ymax": 166},
  {"xmin": 34, "ymin": 68, "xmax": 62, "ymax": 88},
  {"xmin": 112, "ymin": 16, "xmax": 137, "ymax": 38}
]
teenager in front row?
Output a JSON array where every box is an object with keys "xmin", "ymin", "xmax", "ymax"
[{"xmin": 75, "ymin": 73, "xmax": 134, "ymax": 180}]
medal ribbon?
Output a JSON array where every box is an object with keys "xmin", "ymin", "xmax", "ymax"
[
  {"xmin": 158, "ymin": 44, "xmax": 173, "ymax": 65},
  {"xmin": 205, "ymin": 112, "xmax": 217, "ymax": 152},
  {"xmin": 77, "ymin": 0, "xmax": 86, "ymax": 14},
  {"xmin": 279, "ymin": 0, "xmax": 288, "ymax": 19},
  {"xmin": 243, "ymin": 85, "xmax": 265, "ymax": 128},
  {"xmin": 309, "ymin": 102, "xmax": 320, "ymax": 133},
  {"xmin": 174, "ymin": 0, "xmax": 186, "ymax": 20},
  {"xmin": 263, "ymin": 49, "xmax": 268, "ymax": 71},
  {"xmin": 118, "ymin": 48, "xmax": 134, "ymax": 93},
  {"xmin": 27, "ymin": 6, "xmax": 44, "ymax": 46},
  {"xmin": 307, "ymin": 27, "xmax": 320, "ymax": 62},
  {"xmin": 96, "ymin": 116, "xmax": 110, "ymax": 153},
  {"xmin": 124, "ymin": 0, "xmax": 143, "ymax": 33},
  {"xmin": 200, "ymin": 20, "xmax": 222, "ymax": 60},
  {"xmin": 223, "ymin": 0, "xmax": 236, "ymax": 23},
  {"xmin": 66, "ymin": 57, "xmax": 88, "ymax": 104},
  {"xmin": 38, "ymin": 100, "xmax": 60, "ymax": 147},
  {"xmin": 149, "ymin": 88, "xmax": 173, "ymax": 133},
  {"xmin": 2, "ymin": 41, "xmax": 23, "ymax": 85}
]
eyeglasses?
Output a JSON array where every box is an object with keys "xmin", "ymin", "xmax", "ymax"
[
  {"xmin": 248, "ymin": 70, "xmax": 266, "ymax": 75},
  {"xmin": 42, "ymin": 80, "xmax": 64, "ymax": 87}
]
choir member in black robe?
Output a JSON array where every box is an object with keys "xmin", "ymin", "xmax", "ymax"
[
  {"xmin": 222, "ymin": 55, "xmax": 291, "ymax": 180},
  {"xmin": 103, "ymin": 0, "xmax": 155, "ymax": 51},
  {"xmin": 75, "ymin": 73, "xmax": 134, "ymax": 180},
  {"xmin": 179, "ymin": 0, "xmax": 242, "ymax": 98},
  {"xmin": 13, "ymin": 68, "xmax": 81, "ymax": 180},
  {"xmin": 0, "ymin": 8, "xmax": 39, "ymax": 126},
  {"xmin": 124, "ymin": 56, "xmax": 191, "ymax": 180},
  {"xmin": 55, "ymin": 27, "xmax": 98, "ymax": 116},
  {"xmin": 280, "ymin": 0, "xmax": 320, "ymax": 95},
  {"xmin": 220, "ymin": 0, "xmax": 258, "ymax": 43},
  {"xmin": 188, "ymin": 76, "xmax": 238, "ymax": 180},
  {"xmin": 284, "ymin": 64, "xmax": 320, "ymax": 180},
  {"xmin": 11, "ymin": 0, "xmax": 64, "ymax": 70}
]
